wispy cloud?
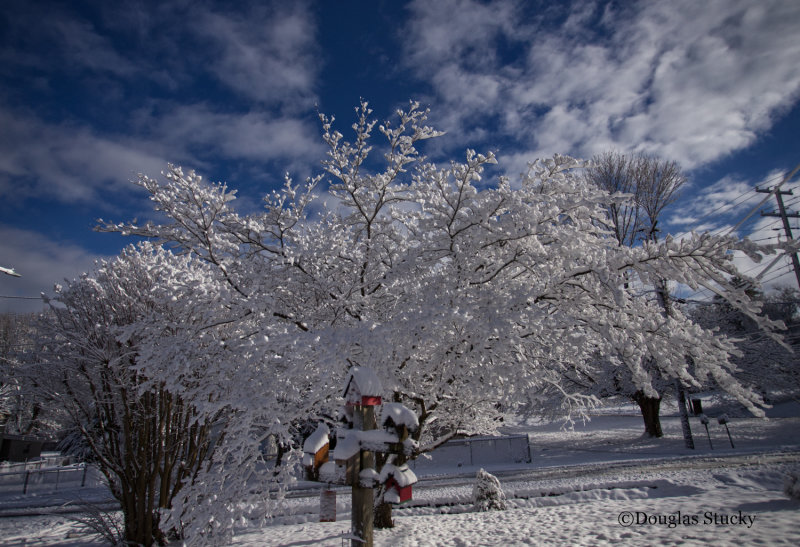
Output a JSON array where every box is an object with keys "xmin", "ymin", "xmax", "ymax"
[
  {"xmin": 0, "ymin": 107, "xmax": 166, "ymax": 206},
  {"xmin": 403, "ymin": 0, "xmax": 800, "ymax": 169},
  {"xmin": 193, "ymin": 1, "xmax": 320, "ymax": 109},
  {"xmin": 667, "ymin": 169, "xmax": 797, "ymax": 234},
  {"xmin": 135, "ymin": 103, "xmax": 325, "ymax": 170},
  {"xmin": 0, "ymin": 226, "xmax": 109, "ymax": 314},
  {"xmin": 0, "ymin": 0, "xmax": 325, "ymax": 210}
]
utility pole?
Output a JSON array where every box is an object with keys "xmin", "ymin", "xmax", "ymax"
[{"xmin": 757, "ymin": 187, "xmax": 800, "ymax": 290}]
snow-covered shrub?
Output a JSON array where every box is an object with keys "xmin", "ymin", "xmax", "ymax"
[
  {"xmin": 68, "ymin": 502, "xmax": 125, "ymax": 546},
  {"xmin": 784, "ymin": 468, "xmax": 800, "ymax": 501},
  {"xmin": 473, "ymin": 468, "xmax": 507, "ymax": 511}
]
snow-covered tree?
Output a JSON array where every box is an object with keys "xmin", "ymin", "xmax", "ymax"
[
  {"xmin": 33, "ymin": 246, "xmax": 221, "ymax": 546},
  {"xmin": 583, "ymin": 150, "xmax": 691, "ymax": 438},
  {"xmin": 99, "ymin": 101, "xmax": 781, "ymax": 537},
  {"xmin": 689, "ymin": 284, "xmax": 799, "ymax": 402},
  {"xmin": 34, "ymin": 244, "xmax": 310, "ymax": 546}
]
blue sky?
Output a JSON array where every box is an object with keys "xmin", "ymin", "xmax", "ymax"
[{"xmin": 2, "ymin": 0, "xmax": 800, "ymax": 313}]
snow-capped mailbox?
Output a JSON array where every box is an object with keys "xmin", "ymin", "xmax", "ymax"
[
  {"xmin": 380, "ymin": 402, "xmax": 419, "ymax": 435},
  {"xmin": 379, "ymin": 402, "xmax": 420, "ymax": 455},
  {"xmin": 302, "ymin": 424, "xmax": 330, "ymax": 480},
  {"xmin": 343, "ymin": 366, "xmax": 383, "ymax": 406},
  {"xmin": 380, "ymin": 463, "xmax": 416, "ymax": 504},
  {"xmin": 329, "ymin": 431, "xmax": 361, "ymax": 485}
]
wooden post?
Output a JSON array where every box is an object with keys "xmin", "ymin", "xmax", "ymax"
[{"xmin": 352, "ymin": 405, "xmax": 376, "ymax": 547}]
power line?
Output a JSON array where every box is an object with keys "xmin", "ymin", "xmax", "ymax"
[
  {"xmin": 675, "ymin": 172, "xmax": 792, "ymax": 239},
  {"xmin": 756, "ymin": 185, "xmax": 800, "ymax": 289},
  {"xmin": 722, "ymin": 163, "xmax": 800, "ymax": 238},
  {"xmin": 761, "ymin": 264, "xmax": 794, "ymax": 286},
  {"xmin": 749, "ymin": 235, "xmax": 783, "ymax": 243},
  {"xmin": 675, "ymin": 189, "xmax": 760, "ymax": 238}
]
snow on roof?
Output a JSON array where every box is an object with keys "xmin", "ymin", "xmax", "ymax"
[
  {"xmin": 344, "ymin": 366, "xmax": 383, "ymax": 397},
  {"xmin": 318, "ymin": 461, "xmax": 341, "ymax": 483},
  {"xmin": 358, "ymin": 429, "xmax": 399, "ymax": 452},
  {"xmin": 332, "ymin": 429, "xmax": 400, "ymax": 460},
  {"xmin": 359, "ymin": 468, "xmax": 380, "ymax": 487},
  {"xmin": 380, "ymin": 402, "xmax": 419, "ymax": 431},
  {"xmin": 332, "ymin": 432, "xmax": 361, "ymax": 461},
  {"xmin": 302, "ymin": 423, "xmax": 330, "ymax": 454},
  {"xmin": 379, "ymin": 463, "xmax": 417, "ymax": 487},
  {"xmin": 383, "ymin": 488, "xmax": 401, "ymax": 504}
]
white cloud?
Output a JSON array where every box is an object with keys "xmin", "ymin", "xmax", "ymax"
[
  {"xmin": 666, "ymin": 169, "xmax": 798, "ymax": 234},
  {"xmin": 403, "ymin": 0, "xmax": 800, "ymax": 169},
  {"xmin": 0, "ymin": 97, "xmax": 326, "ymax": 213},
  {"xmin": 0, "ymin": 107, "xmax": 166, "ymax": 207},
  {"xmin": 194, "ymin": 2, "xmax": 320, "ymax": 109},
  {"xmin": 0, "ymin": 226, "xmax": 107, "ymax": 314}
]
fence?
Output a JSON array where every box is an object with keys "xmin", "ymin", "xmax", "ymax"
[
  {"xmin": 410, "ymin": 434, "xmax": 531, "ymax": 470},
  {"xmin": 0, "ymin": 454, "xmax": 67, "ymax": 473},
  {"xmin": 0, "ymin": 463, "xmax": 105, "ymax": 495}
]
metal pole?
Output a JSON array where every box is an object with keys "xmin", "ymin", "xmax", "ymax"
[
  {"xmin": 724, "ymin": 424, "xmax": 735, "ymax": 448},
  {"xmin": 700, "ymin": 414, "xmax": 713, "ymax": 449}
]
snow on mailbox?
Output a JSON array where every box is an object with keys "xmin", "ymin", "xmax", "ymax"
[
  {"xmin": 379, "ymin": 402, "xmax": 420, "ymax": 456},
  {"xmin": 330, "ymin": 430, "xmax": 361, "ymax": 485},
  {"xmin": 380, "ymin": 463, "xmax": 417, "ymax": 504},
  {"xmin": 302, "ymin": 423, "xmax": 330, "ymax": 480},
  {"xmin": 343, "ymin": 366, "xmax": 383, "ymax": 406},
  {"xmin": 380, "ymin": 402, "xmax": 419, "ymax": 435}
]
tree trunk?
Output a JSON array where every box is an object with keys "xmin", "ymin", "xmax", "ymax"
[
  {"xmin": 633, "ymin": 391, "xmax": 663, "ymax": 438},
  {"xmin": 374, "ymin": 496, "xmax": 394, "ymax": 529}
]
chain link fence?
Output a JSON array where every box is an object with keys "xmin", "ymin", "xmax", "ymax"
[
  {"xmin": 410, "ymin": 434, "xmax": 531, "ymax": 470},
  {"xmin": 0, "ymin": 463, "xmax": 104, "ymax": 494}
]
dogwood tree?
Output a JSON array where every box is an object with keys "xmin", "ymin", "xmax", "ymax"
[{"xmin": 99, "ymin": 101, "xmax": 780, "ymax": 537}]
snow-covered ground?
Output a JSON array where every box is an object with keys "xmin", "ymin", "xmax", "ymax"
[{"xmin": 2, "ymin": 398, "xmax": 799, "ymax": 546}]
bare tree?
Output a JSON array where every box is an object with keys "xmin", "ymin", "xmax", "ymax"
[
  {"xmin": 587, "ymin": 151, "xmax": 685, "ymax": 246},
  {"xmin": 0, "ymin": 313, "xmax": 59, "ymax": 435}
]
